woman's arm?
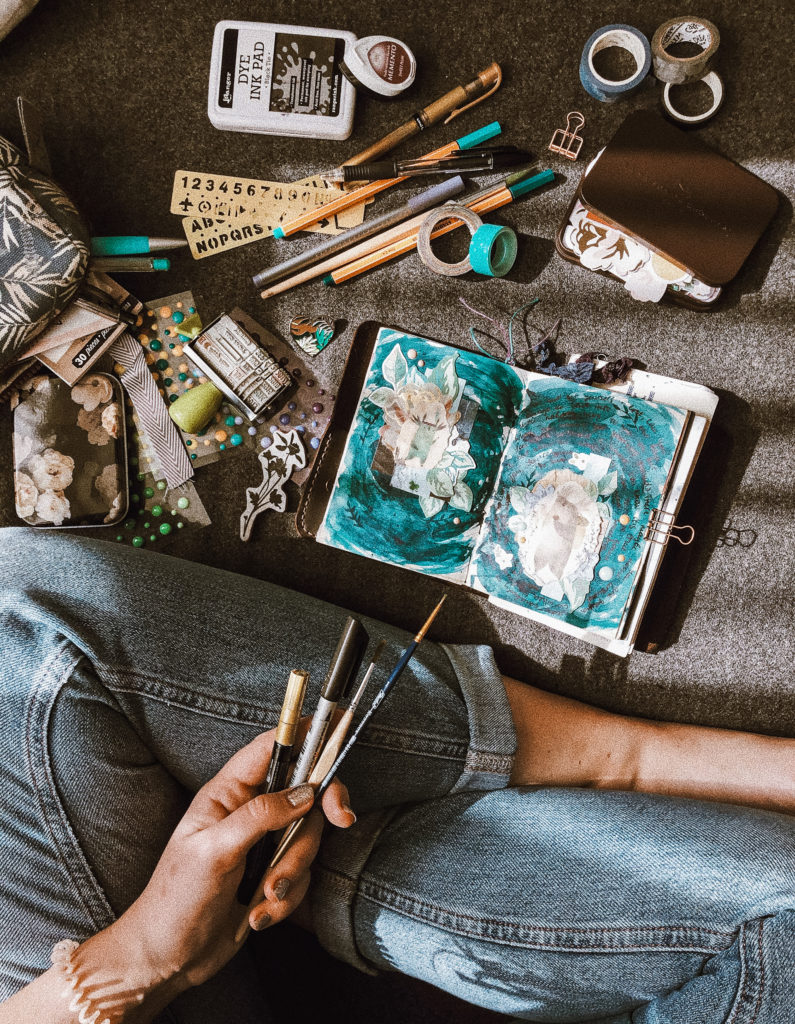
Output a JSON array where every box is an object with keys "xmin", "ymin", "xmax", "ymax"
[{"xmin": 0, "ymin": 728, "xmax": 354, "ymax": 1023}]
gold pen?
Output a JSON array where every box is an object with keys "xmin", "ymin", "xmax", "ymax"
[
  {"xmin": 343, "ymin": 63, "xmax": 502, "ymax": 167},
  {"xmin": 235, "ymin": 669, "xmax": 308, "ymax": 906}
]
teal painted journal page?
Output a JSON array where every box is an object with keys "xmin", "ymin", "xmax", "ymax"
[
  {"xmin": 466, "ymin": 375, "xmax": 688, "ymax": 638},
  {"xmin": 317, "ymin": 328, "xmax": 525, "ymax": 582}
]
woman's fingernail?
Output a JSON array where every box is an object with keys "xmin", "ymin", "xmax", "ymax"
[
  {"xmin": 273, "ymin": 878, "xmax": 291, "ymax": 901},
  {"xmin": 343, "ymin": 804, "xmax": 357, "ymax": 824},
  {"xmin": 251, "ymin": 912, "xmax": 271, "ymax": 932},
  {"xmin": 286, "ymin": 784, "xmax": 314, "ymax": 807}
]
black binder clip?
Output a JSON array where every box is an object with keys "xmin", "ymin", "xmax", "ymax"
[
  {"xmin": 644, "ymin": 508, "xmax": 695, "ymax": 549},
  {"xmin": 548, "ymin": 111, "xmax": 585, "ymax": 162}
]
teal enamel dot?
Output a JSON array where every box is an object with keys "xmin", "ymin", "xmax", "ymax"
[
  {"xmin": 230, "ymin": 433, "xmax": 243, "ymax": 446},
  {"xmin": 178, "ymin": 373, "xmax": 188, "ymax": 381},
  {"xmin": 169, "ymin": 394, "xmax": 178, "ymax": 403},
  {"xmin": 225, "ymin": 415, "xmax": 236, "ymax": 426},
  {"xmin": 172, "ymin": 311, "xmax": 185, "ymax": 324},
  {"xmin": 164, "ymin": 378, "xmax": 173, "ymax": 386},
  {"xmin": 219, "ymin": 444, "xmax": 225, "ymax": 450},
  {"xmin": 168, "ymin": 343, "xmax": 175, "ymax": 349},
  {"xmin": 132, "ymin": 536, "xmax": 144, "ymax": 547},
  {"xmin": 188, "ymin": 306, "xmax": 195, "ymax": 314},
  {"xmin": 155, "ymin": 359, "xmax": 169, "ymax": 371},
  {"xmin": 177, "ymin": 497, "xmax": 190, "ymax": 509},
  {"xmin": 159, "ymin": 522, "xmax": 172, "ymax": 535},
  {"xmin": 149, "ymin": 340, "xmax": 162, "ymax": 351}
]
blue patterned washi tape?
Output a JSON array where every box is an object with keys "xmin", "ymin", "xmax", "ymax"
[{"xmin": 579, "ymin": 25, "xmax": 651, "ymax": 103}]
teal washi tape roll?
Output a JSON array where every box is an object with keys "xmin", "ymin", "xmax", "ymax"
[
  {"xmin": 579, "ymin": 25, "xmax": 651, "ymax": 103},
  {"xmin": 469, "ymin": 223, "xmax": 518, "ymax": 277}
]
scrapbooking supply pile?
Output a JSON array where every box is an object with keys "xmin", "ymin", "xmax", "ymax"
[{"xmin": 0, "ymin": 11, "xmax": 780, "ymax": 653}]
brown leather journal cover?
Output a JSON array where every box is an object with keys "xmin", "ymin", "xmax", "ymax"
[{"xmin": 580, "ymin": 111, "xmax": 779, "ymax": 286}]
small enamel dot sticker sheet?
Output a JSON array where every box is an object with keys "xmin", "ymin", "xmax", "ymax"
[
  {"xmin": 132, "ymin": 292, "xmax": 253, "ymax": 469},
  {"xmin": 131, "ymin": 292, "xmax": 334, "ymax": 482}
]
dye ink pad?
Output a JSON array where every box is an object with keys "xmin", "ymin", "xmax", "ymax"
[
  {"xmin": 208, "ymin": 21, "xmax": 416, "ymax": 140},
  {"xmin": 208, "ymin": 20, "xmax": 358, "ymax": 140}
]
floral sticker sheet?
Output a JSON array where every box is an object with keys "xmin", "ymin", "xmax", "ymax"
[
  {"xmin": 317, "ymin": 328, "xmax": 524, "ymax": 581},
  {"xmin": 467, "ymin": 375, "xmax": 687, "ymax": 636},
  {"xmin": 12, "ymin": 373, "xmax": 127, "ymax": 527}
]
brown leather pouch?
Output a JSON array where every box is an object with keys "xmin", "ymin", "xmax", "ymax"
[{"xmin": 557, "ymin": 111, "xmax": 779, "ymax": 308}]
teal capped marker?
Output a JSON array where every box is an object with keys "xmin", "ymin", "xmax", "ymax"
[
  {"xmin": 91, "ymin": 236, "xmax": 188, "ymax": 256},
  {"xmin": 456, "ymin": 120, "xmax": 502, "ymax": 150},
  {"xmin": 507, "ymin": 168, "xmax": 556, "ymax": 199}
]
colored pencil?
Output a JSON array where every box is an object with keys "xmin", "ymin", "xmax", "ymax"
[
  {"xmin": 322, "ymin": 169, "xmax": 555, "ymax": 286},
  {"xmin": 272, "ymin": 121, "xmax": 501, "ymax": 239},
  {"xmin": 258, "ymin": 171, "xmax": 532, "ymax": 301}
]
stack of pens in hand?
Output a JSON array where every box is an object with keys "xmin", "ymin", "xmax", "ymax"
[
  {"xmin": 253, "ymin": 121, "xmax": 554, "ymax": 297},
  {"xmin": 235, "ymin": 596, "xmax": 445, "ymax": 940}
]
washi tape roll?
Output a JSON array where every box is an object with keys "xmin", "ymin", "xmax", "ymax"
[
  {"xmin": 579, "ymin": 25, "xmax": 651, "ymax": 103},
  {"xmin": 417, "ymin": 204, "xmax": 484, "ymax": 276},
  {"xmin": 662, "ymin": 70, "xmax": 724, "ymax": 125},
  {"xmin": 651, "ymin": 17, "xmax": 720, "ymax": 84},
  {"xmin": 469, "ymin": 223, "xmax": 518, "ymax": 277}
]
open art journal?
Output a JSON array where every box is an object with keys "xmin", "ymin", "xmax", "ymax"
[{"xmin": 316, "ymin": 327, "xmax": 717, "ymax": 654}]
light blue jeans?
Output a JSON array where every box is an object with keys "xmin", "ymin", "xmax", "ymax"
[{"xmin": 1, "ymin": 527, "xmax": 794, "ymax": 1023}]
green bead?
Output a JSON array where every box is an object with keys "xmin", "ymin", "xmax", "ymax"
[
  {"xmin": 116, "ymin": 535, "xmax": 122, "ymax": 542},
  {"xmin": 157, "ymin": 480, "xmax": 166, "ymax": 490},
  {"xmin": 143, "ymin": 522, "xmax": 150, "ymax": 528},
  {"xmin": 155, "ymin": 359, "xmax": 169, "ymax": 371},
  {"xmin": 151, "ymin": 505, "xmax": 163, "ymax": 517},
  {"xmin": 132, "ymin": 536, "xmax": 145, "ymax": 547},
  {"xmin": 178, "ymin": 373, "xmax": 188, "ymax": 382},
  {"xmin": 230, "ymin": 433, "xmax": 243, "ymax": 446},
  {"xmin": 124, "ymin": 519, "xmax": 135, "ymax": 530},
  {"xmin": 149, "ymin": 534, "xmax": 156, "ymax": 542},
  {"xmin": 159, "ymin": 522, "xmax": 172, "ymax": 535},
  {"xmin": 164, "ymin": 378, "xmax": 173, "ymax": 387},
  {"xmin": 177, "ymin": 496, "xmax": 190, "ymax": 509},
  {"xmin": 168, "ymin": 381, "xmax": 224, "ymax": 434},
  {"xmin": 177, "ymin": 522, "xmax": 184, "ymax": 529},
  {"xmin": 144, "ymin": 486, "xmax": 154, "ymax": 498},
  {"xmin": 149, "ymin": 340, "xmax": 162, "ymax": 352}
]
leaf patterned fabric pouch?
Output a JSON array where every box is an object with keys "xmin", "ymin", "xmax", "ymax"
[
  {"xmin": 12, "ymin": 373, "xmax": 129, "ymax": 527},
  {"xmin": 0, "ymin": 132, "xmax": 90, "ymax": 370}
]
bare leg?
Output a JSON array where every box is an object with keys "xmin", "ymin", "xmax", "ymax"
[{"xmin": 503, "ymin": 676, "xmax": 795, "ymax": 814}]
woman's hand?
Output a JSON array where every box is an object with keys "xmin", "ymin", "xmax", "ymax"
[{"xmin": 114, "ymin": 724, "xmax": 355, "ymax": 996}]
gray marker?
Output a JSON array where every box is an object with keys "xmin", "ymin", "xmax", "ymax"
[{"xmin": 291, "ymin": 617, "xmax": 369, "ymax": 785}]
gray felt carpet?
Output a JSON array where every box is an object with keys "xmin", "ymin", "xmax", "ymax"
[{"xmin": 0, "ymin": 0, "xmax": 793, "ymax": 736}]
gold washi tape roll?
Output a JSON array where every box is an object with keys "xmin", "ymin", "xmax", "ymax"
[{"xmin": 651, "ymin": 17, "xmax": 720, "ymax": 84}]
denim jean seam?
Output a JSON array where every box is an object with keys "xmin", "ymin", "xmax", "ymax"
[
  {"xmin": 104, "ymin": 672, "xmax": 284, "ymax": 727},
  {"xmin": 24, "ymin": 643, "xmax": 116, "ymax": 934},
  {"xmin": 723, "ymin": 918, "xmax": 767, "ymax": 1024},
  {"xmin": 356, "ymin": 879, "xmax": 737, "ymax": 953}
]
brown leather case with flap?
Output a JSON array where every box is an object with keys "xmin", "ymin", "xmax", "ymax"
[{"xmin": 557, "ymin": 111, "xmax": 779, "ymax": 307}]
